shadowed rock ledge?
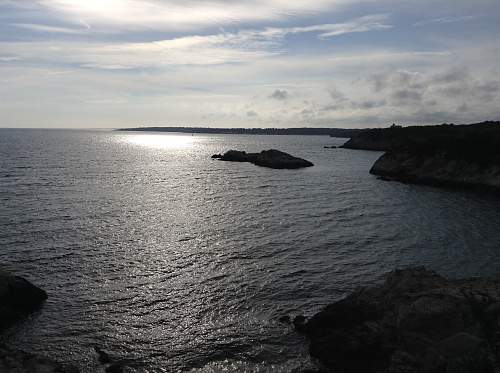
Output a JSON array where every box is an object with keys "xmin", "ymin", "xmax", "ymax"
[
  {"xmin": 300, "ymin": 267, "xmax": 500, "ymax": 373},
  {"xmin": 212, "ymin": 149, "xmax": 314, "ymax": 169}
]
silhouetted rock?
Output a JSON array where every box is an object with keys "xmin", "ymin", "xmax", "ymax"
[
  {"xmin": 341, "ymin": 121, "xmax": 500, "ymax": 191},
  {"xmin": 211, "ymin": 154, "xmax": 222, "ymax": 159},
  {"xmin": 370, "ymin": 151, "xmax": 500, "ymax": 190},
  {"xmin": 0, "ymin": 344, "xmax": 79, "ymax": 373},
  {"xmin": 213, "ymin": 149, "xmax": 313, "ymax": 169},
  {"xmin": 0, "ymin": 270, "xmax": 48, "ymax": 330},
  {"xmin": 323, "ymin": 146, "xmax": 337, "ymax": 149},
  {"xmin": 300, "ymin": 267, "xmax": 500, "ymax": 373}
]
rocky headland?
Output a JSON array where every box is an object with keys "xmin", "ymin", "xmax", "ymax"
[
  {"xmin": 341, "ymin": 121, "xmax": 500, "ymax": 191},
  {"xmin": 299, "ymin": 267, "xmax": 500, "ymax": 373},
  {"xmin": 212, "ymin": 149, "xmax": 314, "ymax": 169}
]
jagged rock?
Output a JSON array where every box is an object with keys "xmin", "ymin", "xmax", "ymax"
[
  {"xmin": 212, "ymin": 149, "xmax": 314, "ymax": 169},
  {"xmin": 300, "ymin": 267, "xmax": 500, "ymax": 373},
  {"xmin": 0, "ymin": 344, "xmax": 79, "ymax": 373},
  {"xmin": 0, "ymin": 271, "xmax": 48, "ymax": 330}
]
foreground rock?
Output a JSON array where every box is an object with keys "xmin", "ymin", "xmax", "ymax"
[
  {"xmin": 0, "ymin": 344, "xmax": 78, "ymax": 373},
  {"xmin": 213, "ymin": 149, "xmax": 314, "ymax": 169},
  {"xmin": 301, "ymin": 267, "xmax": 500, "ymax": 373},
  {"xmin": 0, "ymin": 271, "xmax": 48, "ymax": 331}
]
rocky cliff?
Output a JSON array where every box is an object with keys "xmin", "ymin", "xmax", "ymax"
[{"xmin": 342, "ymin": 121, "xmax": 500, "ymax": 190}]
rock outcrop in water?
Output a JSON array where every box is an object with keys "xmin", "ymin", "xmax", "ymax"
[
  {"xmin": 300, "ymin": 267, "xmax": 500, "ymax": 373},
  {"xmin": 341, "ymin": 121, "xmax": 500, "ymax": 191},
  {"xmin": 212, "ymin": 149, "xmax": 314, "ymax": 169},
  {"xmin": 0, "ymin": 270, "xmax": 48, "ymax": 331}
]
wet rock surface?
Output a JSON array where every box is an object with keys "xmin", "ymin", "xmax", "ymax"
[
  {"xmin": 301, "ymin": 267, "xmax": 500, "ymax": 373},
  {"xmin": 213, "ymin": 149, "xmax": 314, "ymax": 169}
]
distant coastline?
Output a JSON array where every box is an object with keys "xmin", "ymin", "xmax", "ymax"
[{"xmin": 116, "ymin": 126, "xmax": 362, "ymax": 138}]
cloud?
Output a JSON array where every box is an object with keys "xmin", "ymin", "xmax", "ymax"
[
  {"xmin": 0, "ymin": 15, "xmax": 393, "ymax": 69},
  {"xmin": 413, "ymin": 15, "xmax": 482, "ymax": 27},
  {"xmin": 0, "ymin": 56, "xmax": 21, "ymax": 62},
  {"xmin": 270, "ymin": 89, "xmax": 289, "ymax": 100},
  {"xmin": 12, "ymin": 23, "xmax": 88, "ymax": 34},
  {"xmin": 34, "ymin": 0, "xmax": 372, "ymax": 31},
  {"xmin": 262, "ymin": 13, "xmax": 392, "ymax": 39},
  {"xmin": 391, "ymin": 89, "xmax": 423, "ymax": 104}
]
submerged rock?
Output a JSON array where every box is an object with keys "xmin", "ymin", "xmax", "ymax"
[
  {"xmin": 0, "ymin": 271, "xmax": 48, "ymax": 330},
  {"xmin": 301, "ymin": 267, "xmax": 500, "ymax": 373},
  {"xmin": 213, "ymin": 149, "xmax": 314, "ymax": 169}
]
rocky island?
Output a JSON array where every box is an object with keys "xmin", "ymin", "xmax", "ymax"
[
  {"xmin": 299, "ymin": 267, "xmax": 500, "ymax": 373},
  {"xmin": 212, "ymin": 149, "xmax": 314, "ymax": 169},
  {"xmin": 341, "ymin": 121, "xmax": 500, "ymax": 191}
]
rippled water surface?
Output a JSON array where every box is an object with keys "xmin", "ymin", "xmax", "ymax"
[{"xmin": 1, "ymin": 129, "xmax": 500, "ymax": 372}]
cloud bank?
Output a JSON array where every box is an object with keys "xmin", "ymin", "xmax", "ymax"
[{"xmin": 0, "ymin": 0, "xmax": 499, "ymax": 127}]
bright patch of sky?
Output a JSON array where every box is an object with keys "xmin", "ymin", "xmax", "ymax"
[{"xmin": 1, "ymin": 0, "xmax": 499, "ymax": 128}]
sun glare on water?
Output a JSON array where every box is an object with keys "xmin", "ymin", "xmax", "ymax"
[{"xmin": 125, "ymin": 133, "xmax": 196, "ymax": 149}]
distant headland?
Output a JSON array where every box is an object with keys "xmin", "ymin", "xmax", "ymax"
[{"xmin": 116, "ymin": 126, "xmax": 362, "ymax": 138}]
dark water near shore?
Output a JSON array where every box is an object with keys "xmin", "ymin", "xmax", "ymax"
[{"xmin": 1, "ymin": 129, "xmax": 500, "ymax": 372}]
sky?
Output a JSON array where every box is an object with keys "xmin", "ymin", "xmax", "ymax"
[{"xmin": 1, "ymin": 0, "xmax": 500, "ymax": 128}]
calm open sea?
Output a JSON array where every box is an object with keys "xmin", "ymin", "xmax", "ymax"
[{"xmin": 1, "ymin": 129, "xmax": 500, "ymax": 372}]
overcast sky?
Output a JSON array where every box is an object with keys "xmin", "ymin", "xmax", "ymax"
[{"xmin": 1, "ymin": 0, "xmax": 499, "ymax": 128}]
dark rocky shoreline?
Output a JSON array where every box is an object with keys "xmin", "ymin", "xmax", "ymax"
[
  {"xmin": 5, "ymin": 267, "xmax": 500, "ymax": 372},
  {"xmin": 341, "ymin": 121, "xmax": 500, "ymax": 191},
  {"xmin": 298, "ymin": 267, "xmax": 500, "ymax": 373}
]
